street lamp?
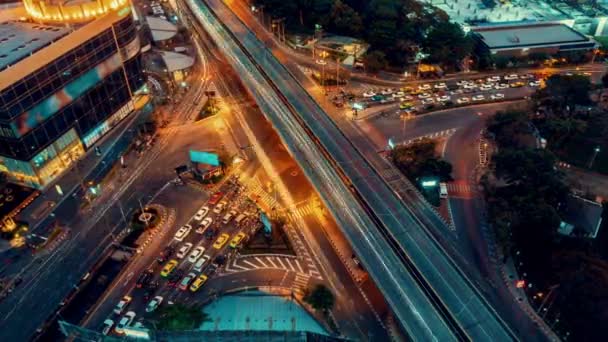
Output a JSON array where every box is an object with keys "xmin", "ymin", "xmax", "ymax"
[
  {"xmin": 588, "ymin": 145, "xmax": 601, "ymax": 169},
  {"xmin": 319, "ymin": 50, "xmax": 329, "ymax": 92}
]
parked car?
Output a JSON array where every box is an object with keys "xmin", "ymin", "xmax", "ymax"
[
  {"xmin": 115, "ymin": 311, "xmax": 136, "ymax": 334},
  {"xmin": 418, "ymin": 92, "xmax": 432, "ymax": 99},
  {"xmin": 196, "ymin": 217, "xmax": 213, "ymax": 234},
  {"xmin": 504, "ymin": 74, "xmax": 519, "ymax": 80},
  {"xmin": 472, "ymin": 94, "xmax": 485, "ymax": 101},
  {"xmin": 190, "ymin": 274, "xmax": 208, "ymax": 292},
  {"xmin": 230, "ymin": 232, "xmax": 247, "ymax": 248},
  {"xmin": 101, "ymin": 319, "xmax": 114, "ymax": 335},
  {"xmin": 193, "ymin": 254, "xmax": 211, "ymax": 272},
  {"xmin": 179, "ymin": 273, "xmax": 197, "ymax": 291},
  {"xmin": 491, "ymin": 93, "xmax": 505, "ymax": 100},
  {"xmin": 213, "ymin": 200, "xmax": 227, "ymax": 214},
  {"xmin": 456, "ymin": 97, "xmax": 470, "ymax": 104},
  {"xmin": 176, "ymin": 243, "xmax": 193, "ymax": 259},
  {"xmin": 362, "ymin": 91, "xmax": 376, "ymax": 98},
  {"xmin": 213, "ymin": 233, "xmax": 230, "ymax": 249},
  {"xmin": 145, "ymin": 296, "xmax": 163, "ymax": 313},
  {"xmin": 434, "ymin": 82, "xmax": 447, "ymax": 89},
  {"xmin": 436, "ymin": 95, "xmax": 451, "ymax": 102},
  {"xmin": 174, "ymin": 224, "xmax": 191, "ymax": 241},
  {"xmin": 193, "ymin": 206, "xmax": 209, "ymax": 221},
  {"xmin": 113, "ymin": 295, "xmax": 132, "ymax": 315},
  {"xmin": 160, "ymin": 260, "xmax": 179, "ymax": 277},
  {"xmin": 208, "ymin": 192, "xmax": 224, "ymax": 205},
  {"xmin": 187, "ymin": 246, "xmax": 205, "ymax": 263},
  {"xmin": 421, "ymin": 98, "xmax": 434, "ymax": 105}
]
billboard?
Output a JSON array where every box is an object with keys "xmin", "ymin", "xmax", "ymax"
[
  {"xmin": 189, "ymin": 150, "xmax": 220, "ymax": 166},
  {"xmin": 260, "ymin": 212, "xmax": 272, "ymax": 234}
]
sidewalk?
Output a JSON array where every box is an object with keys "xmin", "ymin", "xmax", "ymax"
[{"xmin": 17, "ymin": 108, "xmax": 147, "ymax": 233}]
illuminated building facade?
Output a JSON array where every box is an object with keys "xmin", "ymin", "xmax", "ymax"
[{"xmin": 0, "ymin": 2, "xmax": 145, "ymax": 189}]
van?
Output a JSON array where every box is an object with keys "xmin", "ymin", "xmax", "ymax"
[
  {"xmin": 235, "ymin": 214, "xmax": 247, "ymax": 225},
  {"xmin": 439, "ymin": 182, "xmax": 448, "ymax": 199}
]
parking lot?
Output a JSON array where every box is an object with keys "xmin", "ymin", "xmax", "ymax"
[
  {"xmin": 346, "ymin": 72, "xmax": 546, "ymax": 116},
  {"xmin": 96, "ymin": 175, "xmax": 266, "ymax": 335}
]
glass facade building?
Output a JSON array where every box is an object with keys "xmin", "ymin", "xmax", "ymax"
[{"xmin": 0, "ymin": 9, "xmax": 145, "ymax": 189}]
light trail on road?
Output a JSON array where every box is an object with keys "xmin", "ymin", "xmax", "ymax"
[{"xmin": 183, "ymin": 0, "xmax": 519, "ymax": 340}]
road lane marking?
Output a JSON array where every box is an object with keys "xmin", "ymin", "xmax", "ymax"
[
  {"xmin": 285, "ymin": 258, "xmax": 295, "ymax": 272},
  {"xmin": 266, "ymin": 257, "xmax": 277, "ymax": 268},
  {"xmin": 294, "ymin": 259, "xmax": 304, "ymax": 273},
  {"xmin": 242, "ymin": 259, "xmax": 259, "ymax": 269},
  {"xmin": 254, "ymin": 257, "xmax": 267, "ymax": 268},
  {"xmin": 232, "ymin": 261, "xmax": 249, "ymax": 270},
  {"xmin": 275, "ymin": 257, "xmax": 286, "ymax": 269}
]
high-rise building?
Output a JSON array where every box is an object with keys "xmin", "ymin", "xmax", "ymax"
[{"xmin": 0, "ymin": 0, "xmax": 146, "ymax": 189}]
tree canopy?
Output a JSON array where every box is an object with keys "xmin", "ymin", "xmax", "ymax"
[
  {"xmin": 304, "ymin": 284, "xmax": 335, "ymax": 312},
  {"xmin": 151, "ymin": 304, "xmax": 208, "ymax": 331},
  {"xmin": 391, "ymin": 138, "xmax": 453, "ymax": 182}
]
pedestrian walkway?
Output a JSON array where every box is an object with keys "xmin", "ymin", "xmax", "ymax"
[
  {"xmin": 447, "ymin": 181, "xmax": 474, "ymax": 197},
  {"xmin": 292, "ymin": 272, "xmax": 311, "ymax": 295},
  {"xmin": 285, "ymin": 203, "xmax": 316, "ymax": 222},
  {"xmin": 243, "ymin": 177, "xmax": 279, "ymax": 212}
]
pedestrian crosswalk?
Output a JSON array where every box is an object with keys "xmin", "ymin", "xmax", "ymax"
[
  {"xmin": 292, "ymin": 273, "xmax": 311, "ymax": 295},
  {"xmin": 225, "ymin": 255, "xmax": 302, "ymax": 273},
  {"xmin": 285, "ymin": 203, "xmax": 316, "ymax": 221},
  {"xmin": 243, "ymin": 177, "xmax": 279, "ymax": 211}
]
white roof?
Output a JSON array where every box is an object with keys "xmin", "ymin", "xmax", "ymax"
[
  {"xmin": 474, "ymin": 24, "xmax": 589, "ymax": 50},
  {"xmin": 145, "ymin": 16, "xmax": 176, "ymax": 41},
  {"xmin": 159, "ymin": 50, "xmax": 194, "ymax": 72}
]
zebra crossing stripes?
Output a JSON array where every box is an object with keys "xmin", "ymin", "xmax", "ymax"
[
  {"xmin": 446, "ymin": 183, "xmax": 472, "ymax": 194},
  {"xmin": 293, "ymin": 273, "xmax": 311, "ymax": 294},
  {"xmin": 286, "ymin": 204, "xmax": 316, "ymax": 221}
]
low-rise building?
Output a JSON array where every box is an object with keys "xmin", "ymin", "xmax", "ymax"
[
  {"xmin": 472, "ymin": 22, "xmax": 597, "ymax": 58},
  {"xmin": 559, "ymin": 195, "xmax": 604, "ymax": 239}
]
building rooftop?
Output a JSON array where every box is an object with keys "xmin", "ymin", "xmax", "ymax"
[
  {"xmin": 559, "ymin": 195, "xmax": 604, "ymax": 239},
  {"xmin": 0, "ymin": 21, "xmax": 69, "ymax": 71},
  {"xmin": 473, "ymin": 23, "xmax": 589, "ymax": 50}
]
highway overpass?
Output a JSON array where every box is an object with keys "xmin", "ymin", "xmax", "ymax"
[{"xmin": 180, "ymin": 0, "xmax": 517, "ymax": 340}]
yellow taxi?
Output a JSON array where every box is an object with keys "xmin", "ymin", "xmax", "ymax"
[
  {"xmin": 189, "ymin": 274, "xmax": 208, "ymax": 292},
  {"xmin": 229, "ymin": 232, "xmax": 247, "ymax": 248},
  {"xmin": 399, "ymin": 102, "xmax": 414, "ymax": 110},
  {"xmin": 160, "ymin": 260, "xmax": 178, "ymax": 277},
  {"xmin": 213, "ymin": 233, "xmax": 230, "ymax": 249},
  {"xmin": 400, "ymin": 86, "xmax": 414, "ymax": 94}
]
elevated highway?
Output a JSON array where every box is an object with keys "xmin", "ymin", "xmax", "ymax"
[{"xmin": 181, "ymin": 0, "xmax": 517, "ymax": 340}]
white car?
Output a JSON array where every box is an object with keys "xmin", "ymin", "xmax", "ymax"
[
  {"xmin": 463, "ymin": 83, "xmax": 477, "ymax": 89},
  {"xmin": 457, "ymin": 97, "xmax": 470, "ymax": 104},
  {"xmin": 472, "ymin": 94, "xmax": 485, "ymax": 101},
  {"xmin": 145, "ymin": 296, "xmax": 163, "ymax": 313},
  {"xmin": 418, "ymin": 92, "xmax": 432, "ymax": 99},
  {"xmin": 418, "ymin": 84, "xmax": 431, "ymax": 90},
  {"xmin": 362, "ymin": 91, "xmax": 376, "ymax": 98},
  {"xmin": 529, "ymin": 80, "xmax": 541, "ymax": 87},
  {"xmin": 113, "ymin": 295, "xmax": 132, "ymax": 315},
  {"xmin": 450, "ymin": 89, "xmax": 464, "ymax": 95},
  {"xmin": 437, "ymin": 95, "xmax": 451, "ymax": 102},
  {"xmin": 491, "ymin": 93, "xmax": 505, "ymax": 100},
  {"xmin": 193, "ymin": 206, "xmax": 209, "ymax": 221},
  {"xmin": 434, "ymin": 82, "xmax": 447, "ymax": 89},
  {"xmin": 421, "ymin": 98, "xmax": 435, "ymax": 105},
  {"xmin": 494, "ymin": 83, "xmax": 509, "ymax": 90},
  {"xmin": 187, "ymin": 246, "xmax": 205, "ymax": 263},
  {"xmin": 193, "ymin": 254, "xmax": 211, "ymax": 272},
  {"xmin": 403, "ymin": 95, "xmax": 414, "ymax": 101},
  {"xmin": 392, "ymin": 91, "xmax": 405, "ymax": 98},
  {"xmin": 115, "ymin": 311, "xmax": 136, "ymax": 334},
  {"xmin": 480, "ymin": 84, "xmax": 493, "ymax": 91},
  {"xmin": 213, "ymin": 201, "xmax": 227, "ymax": 214},
  {"xmin": 102, "ymin": 319, "xmax": 114, "ymax": 335},
  {"xmin": 315, "ymin": 59, "xmax": 327, "ymax": 65},
  {"xmin": 380, "ymin": 88, "xmax": 394, "ymax": 95},
  {"xmin": 196, "ymin": 217, "xmax": 213, "ymax": 234},
  {"xmin": 487, "ymin": 76, "xmax": 501, "ymax": 82},
  {"xmin": 504, "ymin": 74, "xmax": 519, "ymax": 80},
  {"xmin": 174, "ymin": 224, "xmax": 192, "ymax": 241},
  {"xmin": 456, "ymin": 80, "xmax": 469, "ymax": 86},
  {"xmin": 176, "ymin": 242, "xmax": 193, "ymax": 259}
]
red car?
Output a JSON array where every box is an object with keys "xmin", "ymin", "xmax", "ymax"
[{"xmin": 208, "ymin": 192, "xmax": 224, "ymax": 206}]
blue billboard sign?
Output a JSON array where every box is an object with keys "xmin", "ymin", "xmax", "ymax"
[
  {"xmin": 260, "ymin": 212, "xmax": 272, "ymax": 234},
  {"xmin": 189, "ymin": 150, "xmax": 220, "ymax": 166}
]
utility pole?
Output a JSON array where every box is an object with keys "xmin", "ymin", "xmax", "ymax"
[{"xmin": 588, "ymin": 146, "xmax": 600, "ymax": 169}]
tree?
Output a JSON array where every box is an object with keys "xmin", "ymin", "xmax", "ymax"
[
  {"xmin": 151, "ymin": 304, "xmax": 208, "ymax": 331},
  {"xmin": 542, "ymin": 74, "xmax": 592, "ymax": 115},
  {"xmin": 602, "ymin": 72, "xmax": 608, "ymax": 88},
  {"xmin": 304, "ymin": 284, "xmax": 335, "ymax": 312},
  {"xmin": 391, "ymin": 138, "xmax": 453, "ymax": 182},
  {"xmin": 329, "ymin": 0, "xmax": 363, "ymax": 36},
  {"xmin": 423, "ymin": 22, "xmax": 472, "ymax": 70},
  {"xmin": 363, "ymin": 50, "xmax": 387, "ymax": 73},
  {"xmin": 486, "ymin": 110, "xmax": 532, "ymax": 148}
]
